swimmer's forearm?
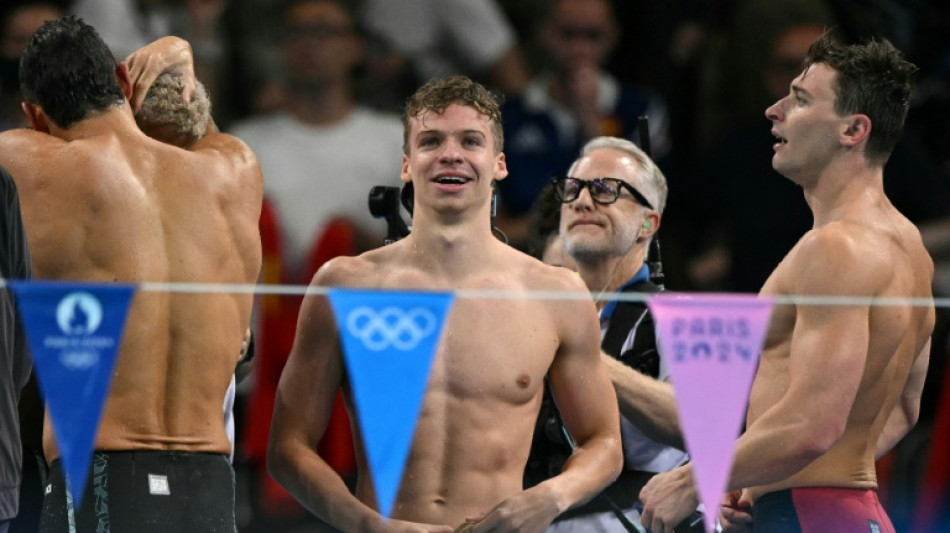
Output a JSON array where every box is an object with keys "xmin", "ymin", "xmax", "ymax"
[
  {"xmin": 126, "ymin": 37, "xmax": 196, "ymax": 112},
  {"xmin": 542, "ymin": 433, "xmax": 623, "ymax": 513},
  {"xmin": 875, "ymin": 406, "xmax": 911, "ymax": 459},
  {"xmin": 726, "ymin": 406, "xmax": 839, "ymax": 491},
  {"xmin": 268, "ymin": 440, "xmax": 381, "ymax": 531},
  {"xmin": 876, "ymin": 338, "xmax": 929, "ymax": 459},
  {"xmin": 604, "ymin": 354, "xmax": 684, "ymax": 449}
]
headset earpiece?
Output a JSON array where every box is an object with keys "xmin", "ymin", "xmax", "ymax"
[{"xmin": 642, "ymin": 220, "xmax": 652, "ymax": 230}]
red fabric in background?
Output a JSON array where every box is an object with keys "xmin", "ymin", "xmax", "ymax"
[
  {"xmin": 912, "ymin": 350, "xmax": 950, "ymax": 533},
  {"xmin": 242, "ymin": 201, "xmax": 357, "ymax": 514}
]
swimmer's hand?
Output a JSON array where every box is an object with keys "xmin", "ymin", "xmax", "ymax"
[
  {"xmin": 457, "ymin": 485, "xmax": 560, "ymax": 533},
  {"xmin": 453, "ymin": 521, "xmax": 475, "ymax": 532},
  {"xmin": 125, "ymin": 37, "xmax": 196, "ymax": 113},
  {"xmin": 720, "ymin": 490, "xmax": 753, "ymax": 533},
  {"xmin": 374, "ymin": 517, "xmax": 452, "ymax": 533},
  {"xmin": 640, "ymin": 464, "xmax": 699, "ymax": 533}
]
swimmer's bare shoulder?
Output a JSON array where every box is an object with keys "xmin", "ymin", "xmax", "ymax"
[
  {"xmin": 0, "ymin": 125, "xmax": 54, "ymax": 150},
  {"xmin": 310, "ymin": 242, "xmax": 403, "ymax": 289},
  {"xmin": 497, "ymin": 248, "xmax": 596, "ymax": 334},
  {"xmin": 0, "ymin": 128, "xmax": 68, "ymax": 185},
  {"xmin": 508, "ymin": 245, "xmax": 589, "ymax": 295}
]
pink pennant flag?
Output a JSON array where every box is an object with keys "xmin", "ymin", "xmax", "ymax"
[{"xmin": 648, "ymin": 293, "xmax": 773, "ymax": 533}]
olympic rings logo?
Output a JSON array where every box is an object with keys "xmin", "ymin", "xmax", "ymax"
[{"xmin": 345, "ymin": 306, "xmax": 438, "ymax": 351}]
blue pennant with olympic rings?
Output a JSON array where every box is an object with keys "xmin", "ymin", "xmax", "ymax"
[
  {"xmin": 10, "ymin": 281, "xmax": 134, "ymax": 509},
  {"xmin": 328, "ymin": 288, "xmax": 454, "ymax": 519}
]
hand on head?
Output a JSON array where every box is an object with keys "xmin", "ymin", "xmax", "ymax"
[{"xmin": 125, "ymin": 37, "xmax": 196, "ymax": 112}]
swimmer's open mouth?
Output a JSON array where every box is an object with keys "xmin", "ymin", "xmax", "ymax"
[{"xmin": 434, "ymin": 175, "xmax": 471, "ymax": 184}]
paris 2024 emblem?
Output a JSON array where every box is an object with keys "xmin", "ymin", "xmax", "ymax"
[{"xmin": 47, "ymin": 291, "xmax": 113, "ymax": 369}]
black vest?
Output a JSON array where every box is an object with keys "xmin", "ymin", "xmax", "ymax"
[{"xmin": 523, "ymin": 279, "xmax": 661, "ymax": 489}]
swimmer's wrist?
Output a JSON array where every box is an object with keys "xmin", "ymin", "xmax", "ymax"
[
  {"xmin": 357, "ymin": 512, "xmax": 388, "ymax": 533},
  {"xmin": 533, "ymin": 478, "xmax": 569, "ymax": 515},
  {"xmin": 679, "ymin": 464, "xmax": 699, "ymax": 505}
]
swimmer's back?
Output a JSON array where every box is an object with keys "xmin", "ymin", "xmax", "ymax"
[{"xmin": 0, "ymin": 119, "xmax": 262, "ymax": 456}]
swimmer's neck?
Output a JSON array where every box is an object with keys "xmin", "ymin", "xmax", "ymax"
[
  {"xmin": 400, "ymin": 216, "xmax": 503, "ymax": 278},
  {"xmin": 46, "ymin": 103, "xmax": 139, "ymax": 143}
]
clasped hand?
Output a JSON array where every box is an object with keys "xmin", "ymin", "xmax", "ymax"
[
  {"xmin": 454, "ymin": 485, "xmax": 561, "ymax": 533},
  {"xmin": 639, "ymin": 465, "xmax": 699, "ymax": 533}
]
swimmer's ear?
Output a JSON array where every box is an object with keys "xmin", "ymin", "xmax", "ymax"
[
  {"xmin": 841, "ymin": 113, "xmax": 871, "ymax": 148},
  {"xmin": 115, "ymin": 63, "xmax": 134, "ymax": 103},
  {"xmin": 493, "ymin": 152, "xmax": 508, "ymax": 182},
  {"xmin": 400, "ymin": 153, "xmax": 411, "ymax": 184},
  {"xmin": 21, "ymin": 102, "xmax": 49, "ymax": 133}
]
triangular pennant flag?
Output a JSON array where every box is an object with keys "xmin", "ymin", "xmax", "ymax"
[
  {"xmin": 10, "ymin": 281, "xmax": 134, "ymax": 508},
  {"xmin": 648, "ymin": 293, "xmax": 773, "ymax": 533},
  {"xmin": 327, "ymin": 288, "xmax": 453, "ymax": 519}
]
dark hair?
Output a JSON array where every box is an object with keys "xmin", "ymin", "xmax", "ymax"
[
  {"xmin": 805, "ymin": 31, "xmax": 917, "ymax": 165},
  {"xmin": 402, "ymin": 75, "xmax": 504, "ymax": 154},
  {"xmin": 19, "ymin": 15, "xmax": 124, "ymax": 129},
  {"xmin": 526, "ymin": 182, "xmax": 562, "ymax": 260}
]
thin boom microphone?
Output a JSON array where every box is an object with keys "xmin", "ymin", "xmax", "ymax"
[
  {"xmin": 637, "ymin": 116, "xmax": 652, "ymax": 159},
  {"xmin": 637, "ymin": 116, "xmax": 665, "ymax": 290}
]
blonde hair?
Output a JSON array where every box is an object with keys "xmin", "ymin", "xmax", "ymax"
[{"xmin": 135, "ymin": 72, "xmax": 211, "ymax": 145}]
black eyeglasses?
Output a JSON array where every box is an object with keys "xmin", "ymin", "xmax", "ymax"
[{"xmin": 551, "ymin": 177, "xmax": 654, "ymax": 209}]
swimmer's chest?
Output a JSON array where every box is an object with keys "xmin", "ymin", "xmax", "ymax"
[{"xmin": 426, "ymin": 298, "xmax": 557, "ymax": 404}]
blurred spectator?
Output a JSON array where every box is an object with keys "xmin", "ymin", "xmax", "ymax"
[
  {"xmin": 70, "ymin": 0, "xmax": 238, "ymax": 126},
  {"xmin": 0, "ymin": 5, "xmax": 61, "ymax": 533},
  {"xmin": 1, "ymin": 165, "xmax": 31, "ymax": 533},
  {"xmin": 495, "ymin": 0, "xmax": 671, "ymax": 249},
  {"xmin": 824, "ymin": 0, "xmax": 913, "ymax": 48},
  {"xmin": 604, "ymin": 0, "xmax": 730, "ymax": 163},
  {"xmin": 713, "ymin": 0, "xmax": 834, "ymax": 129},
  {"xmin": 681, "ymin": 3, "xmax": 950, "ymax": 295},
  {"xmin": 681, "ymin": 17, "xmax": 830, "ymax": 292},
  {"xmin": 359, "ymin": 0, "xmax": 531, "ymax": 100},
  {"xmin": 230, "ymin": 0, "xmax": 400, "ymax": 281},
  {"xmin": 0, "ymin": 2, "xmax": 64, "ymax": 131},
  {"xmin": 524, "ymin": 182, "xmax": 575, "ymax": 271},
  {"xmin": 891, "ymin": 5, "xmax": 950, "ymax": 531},
  {"xmin": 228, "ymin": 0, "xmax": 403, "ymax": 529},
  {"xmin": 70, "ymin": 0, "xmax": 225, "ymax": 61},
  {"xmin": 70, "ymin": 0, "xmax": 171, "ymax": 59}
]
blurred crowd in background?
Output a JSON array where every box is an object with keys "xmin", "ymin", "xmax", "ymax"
[{"xmin": 2, "ymin": 0, "xmax": 949, "ymax": 531}]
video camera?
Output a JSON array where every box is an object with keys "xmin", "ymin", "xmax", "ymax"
[{"xmin": 368, "ymin": 182, "xmax": 505, "ymax": 245}]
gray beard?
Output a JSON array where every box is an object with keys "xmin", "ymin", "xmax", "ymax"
[{"xmin": 565, "ymin": 241, "xmax": 614, "ymax": 264}]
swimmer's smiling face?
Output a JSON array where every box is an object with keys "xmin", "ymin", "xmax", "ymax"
[{"xmin": 401, "ymin": 103, "xmax": 507, "ymax": 212}]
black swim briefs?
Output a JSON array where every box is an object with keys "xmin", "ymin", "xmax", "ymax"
[{"xmin": 40, "ymin": 450, "xmax": 235, "ymax": 532}]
